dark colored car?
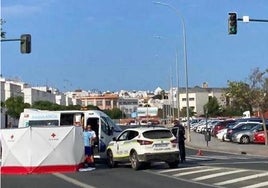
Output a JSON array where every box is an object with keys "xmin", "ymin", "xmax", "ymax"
[
  {"xmin": 211, "ymin": 119, "xmax": 236, "ymax": 137},
  {"xmin": 226, "ymin": 122, "xmax": 262, "ymax": 141}
]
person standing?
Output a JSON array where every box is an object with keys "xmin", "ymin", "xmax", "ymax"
[
  {"xmin": 83, "ymin": 124, "xmax": 96, "ymax": 167},
  {"xmin": 174, "ymin": 120, "xmax": 186, "ymax": 163}
]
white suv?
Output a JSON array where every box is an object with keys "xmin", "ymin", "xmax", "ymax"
[{"xmin": 106, "ymin": 126, "xmax": 180, "ymax": 170}]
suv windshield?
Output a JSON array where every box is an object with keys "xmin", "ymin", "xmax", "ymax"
[{"xmin": 143, "ymin": 130, "xmax": 173, "ymax": 139}]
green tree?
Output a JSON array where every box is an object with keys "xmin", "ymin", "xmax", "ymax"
[
  {"xmin": 5, "ymin": 96, "xmax": 30, "ymax": 119},
  {"xmin": 204, "ymin": 96, "xmax": 221, "ymax": 117},
  {"xmin": 224, "ymin": 81, "xmax": 253, "ymax": 114},
  {"xmin": 180, "ymin": 107, "xmax": 195, "ymax": 117},
  {"xmin": 224, "ymin": 67, "xmax": 268, "ymax": 145},
  {"xmin": 32, "ymin": 100, "xmax": 62, "ymax": 110},
  {"xmin": 248, "ymin": 68, "xmax": 268, "ymax": 145},
  {"xmin": 85, "ymin": 105, "xmax": 100, "ymax": 110},
  {"xmin": 221, "ymin": 106, "xmax": 241, "ymax": 117},
  {"xmin": 104, "ymin": 108, "xmax": 123, "ymax": 119}
]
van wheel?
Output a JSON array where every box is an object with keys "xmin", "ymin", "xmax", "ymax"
[
  {"xmin": 107, "ymin": 150, "xmax": 117, "ymax": 168},
  {"xmin": 130, "ymin": 151, "xmax": 141, "ymax": 170}
]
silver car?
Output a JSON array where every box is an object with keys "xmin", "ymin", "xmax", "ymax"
[{"xmin": 231, "ymin": 123, "xmax": 264, "ymax": 144}]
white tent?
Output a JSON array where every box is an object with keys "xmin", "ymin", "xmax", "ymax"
[{"xmin": 1, "ymin": 126, "xmax": 84, "ymax": 174}]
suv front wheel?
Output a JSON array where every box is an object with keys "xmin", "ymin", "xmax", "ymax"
[{"xmin": 107, "ymin": 150, "xmax": 117, "ymax": 168}]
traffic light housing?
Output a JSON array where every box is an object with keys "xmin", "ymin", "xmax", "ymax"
[
  {"xmin": 228, "ymin": 12, "xmax": 237, "ymax": 34},
  {"xmin": 20, "ymin": 34, "xmax": 31, "ymax": 53}
]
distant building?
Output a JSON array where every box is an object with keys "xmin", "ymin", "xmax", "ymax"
[{"xmin": 80, "ymin": 93, "xmax": 118, "ymax": 110}]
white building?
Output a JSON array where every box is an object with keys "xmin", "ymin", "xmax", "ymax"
[{"xmin": 0, "ymin": 77, "xmax": 77, "ymax": 128}]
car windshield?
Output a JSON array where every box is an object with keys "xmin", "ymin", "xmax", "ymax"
[{"xmin": 143, "ymin": 130, "xmax": 173, "ymax": 139}]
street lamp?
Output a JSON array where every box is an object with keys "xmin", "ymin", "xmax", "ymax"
[{"xmin": 153, "ymin": 1, "xmax": 190, "ymax": 141}]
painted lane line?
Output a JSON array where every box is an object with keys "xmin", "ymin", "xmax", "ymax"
[
  {"xmin": 174, "ymin": 167, "xmax": 222, "ymax": 176},
  {"xmin": 53, "ymin": 173, "xmax": 96, "ymax": 188},
  {"xmin": 192, "ymin": 169, "xmax": 248, "ymax": 181},
  {"xmin": 215, "ymin": 172, "xmax": 268, "ymax": 186}
]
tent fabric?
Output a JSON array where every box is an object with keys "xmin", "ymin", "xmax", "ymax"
[{"xmin": 0, "ymin": 126, "xmax": 84, "ymax": 174}]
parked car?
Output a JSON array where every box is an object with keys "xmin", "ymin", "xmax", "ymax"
[
  {"xmin": 226, "ymin": 122, "xmax": 262, "ymax": 142},
  {"xmin": 211, "ymin": 119, "xmax": 236, "ymax": 137},
  {"xmin": 106, "ymin": 126, "xmax": 180, "ymax": 170},
  {"xmin": 253, "ymin": 130, "xmax": 268, "ymax": 144},
  {"xmin": 216, "ymin": 123, "xmax": 236, "ymax": 142},
  {"xmin": 231, "ymin": 123, "xmax": 267, "ymax": 144}
]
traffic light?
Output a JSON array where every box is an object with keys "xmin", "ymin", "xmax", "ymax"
[
  {"xmin": 20, "ymin": 34, "xmax": 31, "ymax": 53},
  {"xmin": 228, "ymin": 12, "xmax": 237, "ymax": 35}
]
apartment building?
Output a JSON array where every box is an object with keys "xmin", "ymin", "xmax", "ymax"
[{"xmin": 80, "ymin": 93, "xmax": 118, "ymax": 110}]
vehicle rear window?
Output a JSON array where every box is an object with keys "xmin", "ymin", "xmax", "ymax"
[{"xmin": 143, "ymin": 130, "xmax": 173, "ymax": 139}]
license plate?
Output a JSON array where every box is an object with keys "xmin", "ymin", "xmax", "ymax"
[{"xmin": 154, "ymin": 143, "xmax": 168, "ymax": 148}]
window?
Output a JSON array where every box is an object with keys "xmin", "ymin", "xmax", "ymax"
[
  {"xmin": 118, "ymin": 131, "xmax": 129, "ymax": 141},
  {"xmin": 143, "ymin": 130, "xmax": 173, "ymax": 139},
  {"xmin": 29, "ymin": 120, "xmax": 59, "ymax": 126},
  {"xmin": 128, "ymin": 131, "xmax": 139, "ymax": 140},
  {"xmin": 96, "ymin": 100, "xmax": 102, "ymax": 106}
]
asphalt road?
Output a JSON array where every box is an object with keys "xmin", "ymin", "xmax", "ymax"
[{"xmin": 2, "ymin": 148, "xmax": 268, "ymax": 188}]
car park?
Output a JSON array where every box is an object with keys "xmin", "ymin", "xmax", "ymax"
[
  {"xmin": 231, "ymin": 123, "xmax": 266, "ymax": 144},
  {"xmin": 216, "ymin": 123, "xmax": 236, "ymax": 142},
  {"xmin": 106, "ymin": 126, "xmax": 179, "ymax": 170},
  {"xmin": 211, "ymin": 119, "xmax": 236, "ymax": 137},
  {"xmin": 226, "ymin": 122, "xmax": 262, "ymax": 142}
]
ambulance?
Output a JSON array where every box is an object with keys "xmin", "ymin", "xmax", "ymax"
[{"xmin": 18, "ymin": 108, "xmax": 122, "ymax": 159}]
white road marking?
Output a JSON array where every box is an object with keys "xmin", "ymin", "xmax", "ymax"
[
  {"xmin": 192, "ymin": 169, "xmax": 248, "ymax": 181},
  {"xmin": 242, "ymin": 181, "xmax": 268, "ymax": 188},
  {"xmin": 174, "ymin": 167, "xmax": 221, "ymax": 176},
  {"xmin": 53, "ymin": 173, "xmax": 96, "ymax": 188},
  {"xmin": 215, "ymin": 172, "xmax": 268, "ymax": 186},
  {"xmin": 158, "ymin": 165, "xmax": 206, "ymax": 173}
]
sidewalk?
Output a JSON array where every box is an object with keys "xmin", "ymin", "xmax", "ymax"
[{"xmin": 186, "ymin": 131, "xmax": 268, "ymax": 157}]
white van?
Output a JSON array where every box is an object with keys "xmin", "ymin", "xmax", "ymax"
[{"xmin": 18, "ymin": 108, "xmax": 122, "ymax": 159}]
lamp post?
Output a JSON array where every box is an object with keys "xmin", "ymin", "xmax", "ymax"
[{"xmin": 153, "ymin": 1, "xmax": 190, "ymax": 141}]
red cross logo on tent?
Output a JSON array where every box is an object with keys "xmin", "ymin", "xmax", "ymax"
[{"xmin": 51, "ymin": 133, "xmax": 56, "ymax": 138}]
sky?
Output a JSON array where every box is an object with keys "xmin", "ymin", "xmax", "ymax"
[{"xmin": 1, "ymin": 0, "xmax": 268, "ymax": 92}]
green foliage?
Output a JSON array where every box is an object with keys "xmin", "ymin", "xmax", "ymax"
[
  {"xmin": 85, "ymin": 105, "xmax": 100, "ymax": 110},
  {"xmin": 224, "ymin": 81, "xmax": 253, "ymax": 113},
  {"xmin": 204, "ymin": 96, "xmax": 221, "ymax": 117},
  {"xmin": 180, "ymin": 107, "xmax": 195, "ymax": 117},
  {"xmin": 103, "ymin": 108, "xmax": 123, "ymax": 119},
  {"xmin": 221, "ymin": 106, "xmax": 242, "ymax": 117},
  {"xmin": 32, "ymin": 100, "xmax": 62, "ymax": 110},
  {"xmin": 224, "ymin": 67, "xmax": 268, "ymax": 145},
  {"xmin": 248, "ymin": 68, "xmax": 268, "ymax": 113},
  {"xmin": 5, "ymin": 96, "xmax": 30, "ymax": 119}
]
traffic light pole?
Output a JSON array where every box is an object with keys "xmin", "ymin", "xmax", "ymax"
[
  {"xmin": 237, "ymin": 18, "xmax": 268, "ymax": 23},
  {"xmin": 1, "ymin": 34, "xmax": 31, "ymax": 54},
  {"xmin": 1, "ymin": 38, "xmax": 21, "ymax": 42}
]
